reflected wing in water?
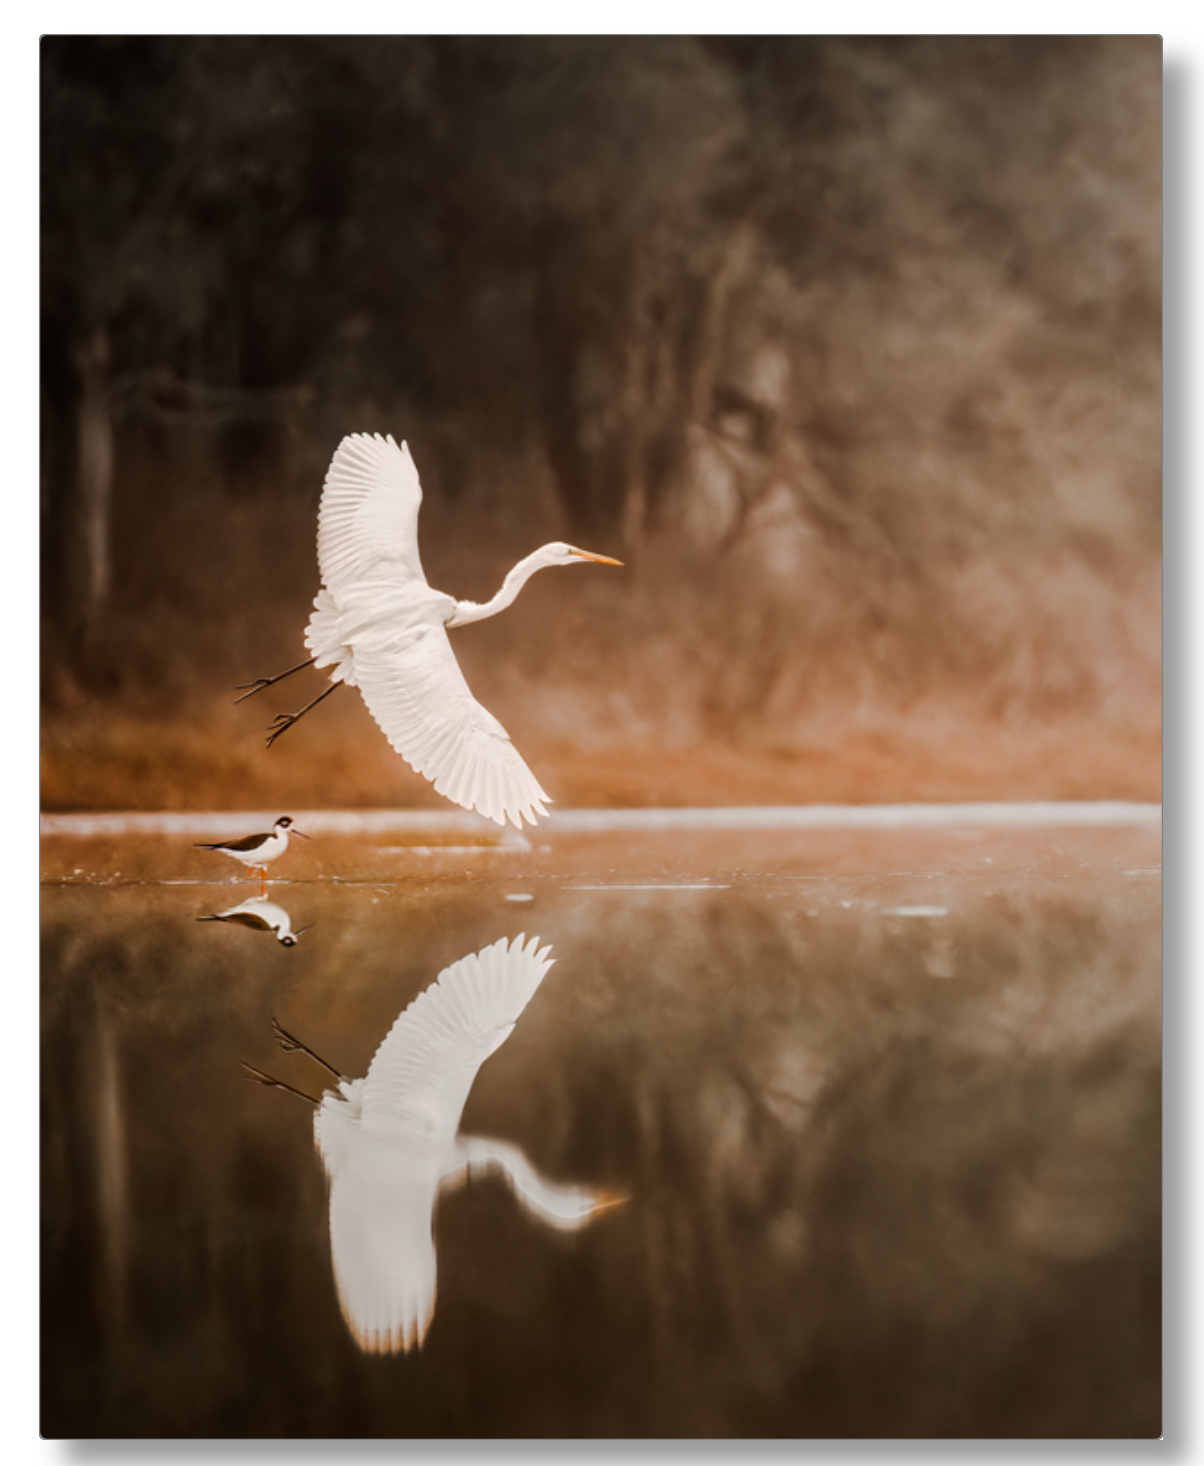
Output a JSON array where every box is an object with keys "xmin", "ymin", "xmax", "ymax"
[
  {"xmin": 357, "ymin": 933, "xmax": 554, "ymax": 1140},
  {"xmin": 327, "ymin": 1164, "xmax": 439, "ymax": 1354},
  {"xmin": 197, "ymin": 896, "xmax": 311, "ymax": 946}
]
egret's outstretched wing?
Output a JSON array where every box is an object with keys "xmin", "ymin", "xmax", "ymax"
[
  {"xmin": 360, "ymin": 935, "xmax": 555, "ymax": 1137},
  {"xmin": 317, "ymin": 432, "xmax": 426, "ymax": 594},
  {"xmin": 352, "ymin": 622, "xmax": 550, "ymax": 829},
  {"xmin": 326, "ymin": 1165, "xmax": 439, "ymax": 1354}
]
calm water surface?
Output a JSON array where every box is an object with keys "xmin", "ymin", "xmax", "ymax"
[{"xmin": 41, "ymin": 813, "xmax": 1161, "ymax": 1438}]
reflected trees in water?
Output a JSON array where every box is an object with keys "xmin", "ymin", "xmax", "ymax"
[{"xmin": 41, "ymin": 847, "xmax": 1159, "ymax": 1435}]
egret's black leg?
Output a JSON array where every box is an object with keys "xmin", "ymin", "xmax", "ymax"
[
  {"xmin": 265, "ymin": 682, "xmax": 340, "ymax": 749},
  {"xmin": 241, "ymin": 1062, "xmax": 319, "ymax": 1105},
  {"xmin": 271, "ymin": 1019, "xmax": 346, "ymax": 1081},
  {"xmin": 235, "ymin": 657, "xmax": 316, "ymax": 704}
]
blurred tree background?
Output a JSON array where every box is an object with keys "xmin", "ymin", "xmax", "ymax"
[{"xmin": 40, "ymin": 36, "xmax": 1161, "ymax": 812}]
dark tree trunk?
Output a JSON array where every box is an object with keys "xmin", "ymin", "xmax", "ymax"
[
  {"xmin": 75, "ymin": 326, "xmax": 114, "ymax": 637},
  {"xmin": 42, "ymin": 323, "xmax": 114, "ymax": 663}
]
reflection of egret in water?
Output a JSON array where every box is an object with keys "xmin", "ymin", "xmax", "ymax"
[
  {"xmin": 243, "ymin": 934, "xmax": 624, "ymax": 1354},
  {"xmin": 197, "ymin": 897, "xmax": 313, "ymax": 947}
]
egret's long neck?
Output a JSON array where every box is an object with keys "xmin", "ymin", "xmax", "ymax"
[
  {"xmin": 456, "ymin": 1136, "xmax": 604, "ymax": 1228},
  {"xmin": 445, "ymin": 548, "xmax": 552, "ymax": 628}
]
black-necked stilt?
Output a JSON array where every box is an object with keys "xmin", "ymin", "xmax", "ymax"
[
  {"xmin": 197, "ymin": 896, "xmax": 313, "ymax": 946},
  {"xmin": 195, "ymin": 815, "xmax": 308, "ymax": 893},
  {"xmin": 242, "ymin": 935, "xmax": 625, "ymax": 1354},
  {"xmin": 234, "ymin": 432, "xmax": 621, "ymax": 829}
]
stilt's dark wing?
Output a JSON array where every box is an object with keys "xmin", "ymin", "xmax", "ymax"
[
  {"xmin": 196, "ymin": 833, "xmax": 267, "ymax": 854},
  {"xmin": 219, "ymin": 911, "xmax": 274, "ymax": 932}
]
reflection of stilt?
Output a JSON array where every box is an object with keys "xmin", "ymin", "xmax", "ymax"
[{"xmin": 196, "ymin": 897, "xmax": 312, "ymax": 946}]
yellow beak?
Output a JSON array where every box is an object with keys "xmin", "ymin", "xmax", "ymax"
[{"xmin": 572, "ymin": 549, "xmax": 624, "ymax": 566}]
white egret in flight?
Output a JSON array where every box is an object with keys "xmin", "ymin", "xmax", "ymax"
[
  {"xmin": 243, "ymin": 934, "xmax": 623, "ymax": 1354},
  {"xmin": 236, "ymin": 433, "xmax": 622, "ymax": 829},
  {"xmin": 197, "ymin": 896, "xmax": 313, "ymax": 946},
  {"xmin": 195, "ymin": 815, "xmax": 308, "ymax": 895}
]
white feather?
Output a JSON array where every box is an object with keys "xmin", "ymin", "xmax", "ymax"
[
  {"xmin": 311, "ymin": 936, "xmax": 557, "ymax": 1354},
  {"xmin": 304, "ymin": 433, "xmax": 554, "ymax": 828}
]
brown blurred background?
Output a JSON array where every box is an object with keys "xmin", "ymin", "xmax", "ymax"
[{"xmin": 40, "ymin": 36, "xmax": 1161, "ymax": 814}]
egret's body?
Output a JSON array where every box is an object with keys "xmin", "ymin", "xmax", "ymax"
[
  {"xmin": 197, "ymin": 896, "xmax": 311, "ymax": 946},
  {"xmin": 195, "ymin": 815, "xmax": 308, "ymax": 893},
  {"xmin": 241, "ymin": 433, "xmax": 621, "ymax": 829},
  {"xmin": 244, "ymin": 935, "xmax": 621, "ymax": 1354}
]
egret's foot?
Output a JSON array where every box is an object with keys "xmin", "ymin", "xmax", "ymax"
[
  {"xmin": 265, "ymin": 712, "xmax": 302, "ymax": 749},
  {"xmin": 271, "ymin": 1019, "xmax": 344, "ymax": 1080},
  {"xmin": 263, "ymin": 681, "xmax": 340, "ymax": 748},
  {"xmin": 271, "ymin": 1020, "xmax": 306, "ymax": 1055},
  {"xmin": 235, "ymin": 657, "xmax": 317, "ymax": 704},
  {"xmin": 242, "ymin": 1062, "xmax": 283, "ymax": 1087},
  {"xmin": 241, "ymin": 1062, "xmax": 319, "ymax": 1105},
  {"xmin": 234, "ymin": 678, "xmax": 273, "ymax": 704}
]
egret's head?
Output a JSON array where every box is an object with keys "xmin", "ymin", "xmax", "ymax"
[{"xmin": 544, "ymin": 542, "xmax": 624, "ymax": 568}]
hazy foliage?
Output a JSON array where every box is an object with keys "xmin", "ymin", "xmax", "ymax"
[{"xmin": 41, "ymin": 37, "xmax": 1160, "ymax": 794}]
